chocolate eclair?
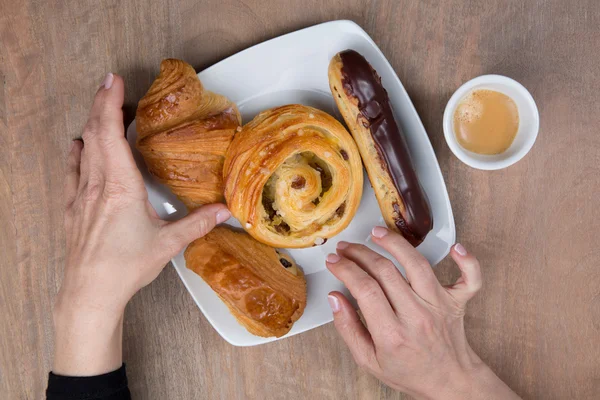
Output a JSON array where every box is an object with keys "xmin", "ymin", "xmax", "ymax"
[{"xmin": 328, "ymin": 50, "xmax": 433, "ymax": 246}]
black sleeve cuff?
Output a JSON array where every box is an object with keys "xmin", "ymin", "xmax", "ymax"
[{"xmin": 46, "ymin": 363, "xmax": 131, "ymax": 400}]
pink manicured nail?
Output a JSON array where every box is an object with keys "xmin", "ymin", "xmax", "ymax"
[
  {"xmin": 101, "ymin": 73, "xmax": 114, "ymax": 90},
  {"xmin": 328, "ymin": 295, "xmax": 340, "ymax": 313},
  {"xmin": 337, "ymin": 241, "xmax": 349, "ymax": 250},
  {"xmin": 371, "ymin": 226, "xmax": 388, "ymax": 238},
  {"xmin": 454, "ymin": 243, "xmax": 467, "ymax": 256},
  {"xmin": 215, "ymin": 209, "xmax": 231, "ymax": 224},
  {"xmin": 326, "ymin": 253, "xmax": 341, "ymax": 263}
]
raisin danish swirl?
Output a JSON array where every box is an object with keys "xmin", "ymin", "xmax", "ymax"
[
  {"xmin": 223, "ymin": 105, "xmax": 363, "ymax": 248},
  {"xmin": 136, "ymin": 59, "xmax": 241, "ymax": 208}
]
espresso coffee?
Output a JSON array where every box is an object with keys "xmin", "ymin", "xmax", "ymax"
[{"xmin": 453, "ymin": 89, "xmax": 519, "ymax": 155}]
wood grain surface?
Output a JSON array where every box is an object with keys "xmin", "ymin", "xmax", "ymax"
[{"xmin": 2, "ymin": 1, "xmax": 599, "ymax": 399}]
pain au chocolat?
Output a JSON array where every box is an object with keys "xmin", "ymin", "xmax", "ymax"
[
  {"xmin": 185, "ymin": 226, "xmax": 306, "ymax": 338},
  {"xmin": 223, "ymin": 105, "xmax": 363, "ymax": 248},
  {"xmin": 136, "ymin": 59, "xmax": 241, "ymax": 208},
  {"xmin": 328, "ymin": 50, "xmax": 433, "ymax": 246}
]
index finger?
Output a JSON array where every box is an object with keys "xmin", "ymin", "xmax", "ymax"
[
  {"xmin": 371, "ymin": 227, "xmax": 442, "ymax": 303},
  {"xmin": 82, "ymin": 74, "xmax": 140, "ymax": 178},
  {"xmin": 326, "ymin": 253, "xmax": 400, "ymax": 342},
  {"xmin": 84, "ymin": 73, "xmax": 125, "ymax": 143}
]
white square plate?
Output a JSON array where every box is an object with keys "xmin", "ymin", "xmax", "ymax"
[{"xmin": 127, "ymin": 20, "xmax": 455, "ymax": 346}]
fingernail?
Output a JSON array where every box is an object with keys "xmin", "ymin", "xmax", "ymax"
[
  {"xmin": 371, "ymin": 226, "xmax": 388, "ymax": 238},
  {"xmin": 101, "ymin": 73, "xmax": 114, "ymax": 90},
  {"xmin": 337, "ymin": 241, "xmax": 349, "ymax": 250},
  {"xmin": 326, "ymin": 253, "xmax": 341, "ymax": 263},
  {"xmin": 328, "ymin": 295, "xmax": 340, "ymax": 313},
  {"xmin": 215, "ymin": 209, "xmax": 231, "ymax": 224},
  {"xmin": 454, "ymin": 243, "xmax": 467, "ymax": 256}
]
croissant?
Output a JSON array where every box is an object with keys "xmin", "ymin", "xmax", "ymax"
[
  {"xmin": 136, "ymin": 59, "xmax": 241, "ymax": 208},
  {"xmin": 185, "ymin": 226, "xmax": 306, "ymax": 338},
  {"xmin": 329, "ymin": 50, "xmax": 433, "ymax": 246},
  {"xmin": 223, "ymin": 105, "xmax": 363, "ymax": 248}
]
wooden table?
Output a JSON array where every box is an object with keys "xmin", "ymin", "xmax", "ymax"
[{"xmin": 2, "ymin": 1, "xmax": 599, "ymax": 399}]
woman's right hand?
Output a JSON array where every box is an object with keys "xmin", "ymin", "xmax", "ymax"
[
  {"xmin": 326, "ymin": 227, "xmax": 521, "ymax": 399},
  {"xmin": 54, "ymin": 73, "xmax": 230, "ymax": 377}
]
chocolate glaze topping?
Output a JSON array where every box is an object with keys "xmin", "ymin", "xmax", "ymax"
[{"xmin": 339, "ymin": 50, "xmax": 433, "ymax": 244}]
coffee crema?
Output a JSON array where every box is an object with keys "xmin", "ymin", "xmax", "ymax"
[{"xmin": 453, "ymin": 89, "xmax": 519, "ymax": 155}]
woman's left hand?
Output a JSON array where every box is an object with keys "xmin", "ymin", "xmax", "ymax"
[
  {"xmin": 326, "ymin": 228, "xmax": 520, "ymax": 399},
  {"xmin": 53, "ymin": 73, "xmax": 231, "ymax": 376}
]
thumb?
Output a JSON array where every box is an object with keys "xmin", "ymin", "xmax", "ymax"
[
  {"xmin": 446, "ymin": 243, "xmax": 483, "ymax": 307},
  {"xmin": 159, "ymin": 204, "xmax": 231, "ymax": 259}
]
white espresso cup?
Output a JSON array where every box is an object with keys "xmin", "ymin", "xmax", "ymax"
[{"xmin": 443, "ymin": 74, "xmax": 539, "ymax": 170}]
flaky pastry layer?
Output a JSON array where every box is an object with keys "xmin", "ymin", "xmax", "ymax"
[{"xmin": 136, "ymin": 59, "xmax": 241, "ymax": 208}]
